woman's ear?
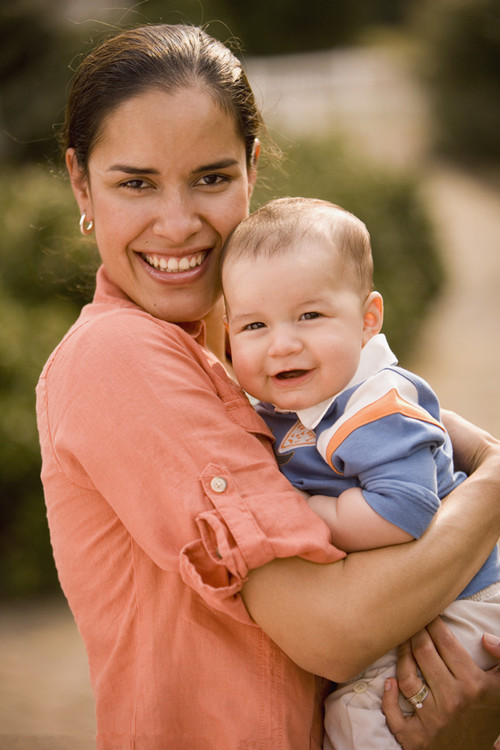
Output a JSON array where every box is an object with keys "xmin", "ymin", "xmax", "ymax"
[
  {"xmin": 362, "ymin": 291, "xmax": 384, "ymax": 346},
  {"xmin": 66, "ymin": 148, "xmax": 92, "ymax": 218}
]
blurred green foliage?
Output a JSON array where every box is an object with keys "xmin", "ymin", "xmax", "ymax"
[
  {"xmin": 134, "ymin": 0, "xmax": 410, "ymax": 55},
  {"xmin": 412, "ymin": 0, "xmax": 500, "ymax": 164},
  {"xmin": 0, "ymin": 0, "xmax": 409, "ymax": 164},
  {"xmin": 0, "ymin": 2, "xmax": 77, "ymax": 164},
  {"xmin": 3, "ymin": 0, "xmax": 499, "ymax": 165},
  {"xmin": 0, "ymin": 166, "xmax": 98, "ymax": 596},
  {"xmin": 0, "ymin": 141, "xmax": 441, "ymax": 595}
]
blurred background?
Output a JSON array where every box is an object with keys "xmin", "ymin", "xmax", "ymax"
[{"xmin": 1, "ymin": 0, "xmax": 499, "ymax": 746}]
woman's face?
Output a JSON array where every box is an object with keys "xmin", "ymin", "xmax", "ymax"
[{"xmin": 67, "ymin": 87, "xmax": 257, "ymax": 322}]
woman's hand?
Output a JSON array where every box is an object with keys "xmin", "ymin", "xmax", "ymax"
[
  {"xmin": 441, "ymin": 409, "xmax": 500, "ymax": 476},
  {"xmin": 382, "ymin": 617, "xmax": 500, "ymax": 749}
]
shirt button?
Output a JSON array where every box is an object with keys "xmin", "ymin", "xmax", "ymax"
[
  {"xmin": 353, "ymin": 681, "xmax": 368, "ymax": 693},
  {"xmin": 210, "ymin": 476, "xmax": 227, "ymax": 493}
]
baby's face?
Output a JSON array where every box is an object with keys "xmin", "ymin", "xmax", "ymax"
[{"xmin": 223, "ymin": 239, "xmax": 369, "ymax": 411}]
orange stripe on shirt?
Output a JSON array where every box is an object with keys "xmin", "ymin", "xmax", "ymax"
[{"xmin": 325, "ymin": 388, "xmax": 445, "ymax": 473}]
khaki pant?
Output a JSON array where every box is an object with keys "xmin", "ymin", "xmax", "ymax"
[{"xmin": 324, "ymin": 583, "xmax": 500, "ymax": 750}]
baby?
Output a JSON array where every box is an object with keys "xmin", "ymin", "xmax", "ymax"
[{"xmin": 221, "ymin": 196, "xmax": 500, "ymax": 750}]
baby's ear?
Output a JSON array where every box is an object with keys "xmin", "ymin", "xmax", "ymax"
[{"xmin": 362, "ymin": 292, "xmax": 384, "ymax": 345}]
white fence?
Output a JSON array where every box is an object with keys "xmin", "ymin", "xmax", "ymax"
[{"xmin": 244, "ymin": 47, "xmax": 429, "ymax": 168}]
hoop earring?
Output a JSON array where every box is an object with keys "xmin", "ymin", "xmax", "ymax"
[{"xmin": 79, "ymin": 212, "xmax": 94, "ymax": 236}]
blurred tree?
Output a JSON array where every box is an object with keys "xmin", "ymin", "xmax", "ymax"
[
  {"xmin": 411, "ymin": 0, "xmax": 500, "ymax": 164},
  {"xmin": 133, "ymin": 0, "xmax": 411, "ymax": 55},
  {"xmin": 0, "ymin": 0, "xmax": 412, "ymax": 165},
  {"xmin": 0, "ymin": 0, "xmax": 137, "ymax": 164},
  {"xmin": 0, "ymin": 1, "xmax": 75, "ymax": 163}
]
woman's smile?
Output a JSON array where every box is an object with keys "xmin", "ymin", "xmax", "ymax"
[
  {"xmin": 134, "ymin": 248, "xmax": 214, "ymax": 289},
  {"xmin": 140, "ymin": 250, "xmax": 208, "ymax": 273}
]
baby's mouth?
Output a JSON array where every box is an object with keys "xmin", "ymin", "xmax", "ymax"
[
  {"xmin": 141, "ymin": 251, "xmax": 207, "ymax": 272},
  {"xmin": 275, "ymin": 369, "xmax": 309, "ymax": 380}
]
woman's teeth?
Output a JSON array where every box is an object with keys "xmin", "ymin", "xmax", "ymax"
[{"xmin": 142, "ymin": 251, "xmax": 206, "ymax": 272}]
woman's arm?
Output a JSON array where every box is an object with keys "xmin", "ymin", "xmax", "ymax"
[
  {"xmin": 242, "ymin": 415, "xmax": 500, "ymax": 682},
  {"xmin": 382, "ymin": 618, "xmax": 500, "ymax": 749}
]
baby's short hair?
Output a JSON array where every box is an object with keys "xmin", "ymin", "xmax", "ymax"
[{"xmin": 222, "ymin": 197, "xmax": 374, "ymax": 294}]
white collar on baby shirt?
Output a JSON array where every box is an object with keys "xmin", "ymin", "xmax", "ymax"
[{"xmin": 296, "ymin": 333, "xmax": 398, "ymax": 430}]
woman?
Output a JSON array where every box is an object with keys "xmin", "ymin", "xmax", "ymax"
[{"xmin": 36, "ymin": 24, "xmax": 500, "ymax": 749}]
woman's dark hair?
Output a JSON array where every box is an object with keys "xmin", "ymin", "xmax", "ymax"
[{"xmin": 63, "ymin": 24, "xmax": 262, "ymax": 172}]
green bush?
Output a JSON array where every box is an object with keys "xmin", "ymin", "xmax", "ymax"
[
  {"xmin": 412, "ymin": 0, "xmax": 500, "ymax": 163},
  {"xmin": 0, "ymin": 143, "xmax": 442, "ymax": 596},
  {"xmin": 0, "ymin": 166, "xmax": 97, "ymax": 596}
]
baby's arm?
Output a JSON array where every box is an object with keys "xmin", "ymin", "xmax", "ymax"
[
  {"xmin": 312, "ymin": 392, "xmax": 453, "ymax": 552},
  {"xmin": 307, "ymin": 488, "xmax": 413, "ymax": 553}
]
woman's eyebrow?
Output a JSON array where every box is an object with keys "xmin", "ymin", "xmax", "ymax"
[
  {"xmin": 192, "ymin": 158, "xmax": 239, "ymax": 174},
  {"xmin": 107, "ymin": 165, "xmax": 159, "ymax": 175},
  {"xmin": 106, "ymin": 159, "xmax": 240, "ymax": 175}
]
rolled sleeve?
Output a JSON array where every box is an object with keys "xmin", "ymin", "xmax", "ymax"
[{"xmin": 180, "ymin": 463, "xmax": 345, "ymax": 623}]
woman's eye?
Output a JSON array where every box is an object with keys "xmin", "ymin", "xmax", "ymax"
[
  {"xmin": 198, "ymin": 173, "xmax": 229, "ymax": 187},
  {"xmin": 243, "ymin": 321, "xmax": 265, "ymax": 331},
  {"xmin": 121, "ymin": 178, "xmax": 149, "ymax": 190},
  {"xmin": 301, "ymin": 311, "xmax": 321, "ymax": 320}
]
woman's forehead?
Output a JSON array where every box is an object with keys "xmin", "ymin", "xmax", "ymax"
[{"xmin": 91, "ymin": 87, "xmax": 246, "ymax": 167}]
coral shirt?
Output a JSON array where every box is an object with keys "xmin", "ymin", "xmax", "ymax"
[{"xmin": 36, "ymin": 267, "xmax": 344, "ymax": 750}]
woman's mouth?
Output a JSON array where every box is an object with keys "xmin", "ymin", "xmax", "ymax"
[{"xmin": 141, "ymin": 251, "xmax": 207, "ymax": 272}]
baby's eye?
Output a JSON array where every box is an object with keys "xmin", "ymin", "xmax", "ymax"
[
  {"xmin": 300, "ymin": 311, "xmax": 321, "ymax": 320},
  {"xmin": 243, "ymin": 321, "xmax": 265, "ymax": 331}
]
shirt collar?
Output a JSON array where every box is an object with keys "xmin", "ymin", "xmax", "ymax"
[
  {"xmin": 93, "ymin": 264, "xmax": 206, "ymax": 345},
  {"xmin": 296, "ymin": 334, "xmax": 397, "ymax": 429}
]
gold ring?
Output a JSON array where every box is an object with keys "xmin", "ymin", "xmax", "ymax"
[{"xmin": 407, "ymin": 682, "xmax": 430, "ymax": 709}]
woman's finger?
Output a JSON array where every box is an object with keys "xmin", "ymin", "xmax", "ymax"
[
  {"xmin": 384, "ymin": 638, "xmax": 440, "ymax": 749},
  {"xmin": 423, "ymin": 617, "xmax": 477, "ymax": 678},
  {"xmin": 381, "ymin": 677, "xmax": 415, "ymax": 744},
  {"xmin": 414, "ymin": 619, "xmax": 488, "ymax": 711},
  {"xmin": 482, "ymin": 633, "xmax": 500, "ymax": 662},
  {"xmin": 383, "ymin": 674, "xmax": 441, "ymax": 750},
  {"xmin": 396, "ymin": 636, "xmax": 423, "ymax": 697}
]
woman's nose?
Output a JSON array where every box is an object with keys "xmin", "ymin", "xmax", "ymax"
[{"xmin": 152, "ymin": 191, "xmax": 203, "ymax": 243}]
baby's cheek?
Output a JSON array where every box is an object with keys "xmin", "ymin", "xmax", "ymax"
[{"xmin": 236, "ymin": 355, "xmax": 263, "ymax": 397}]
